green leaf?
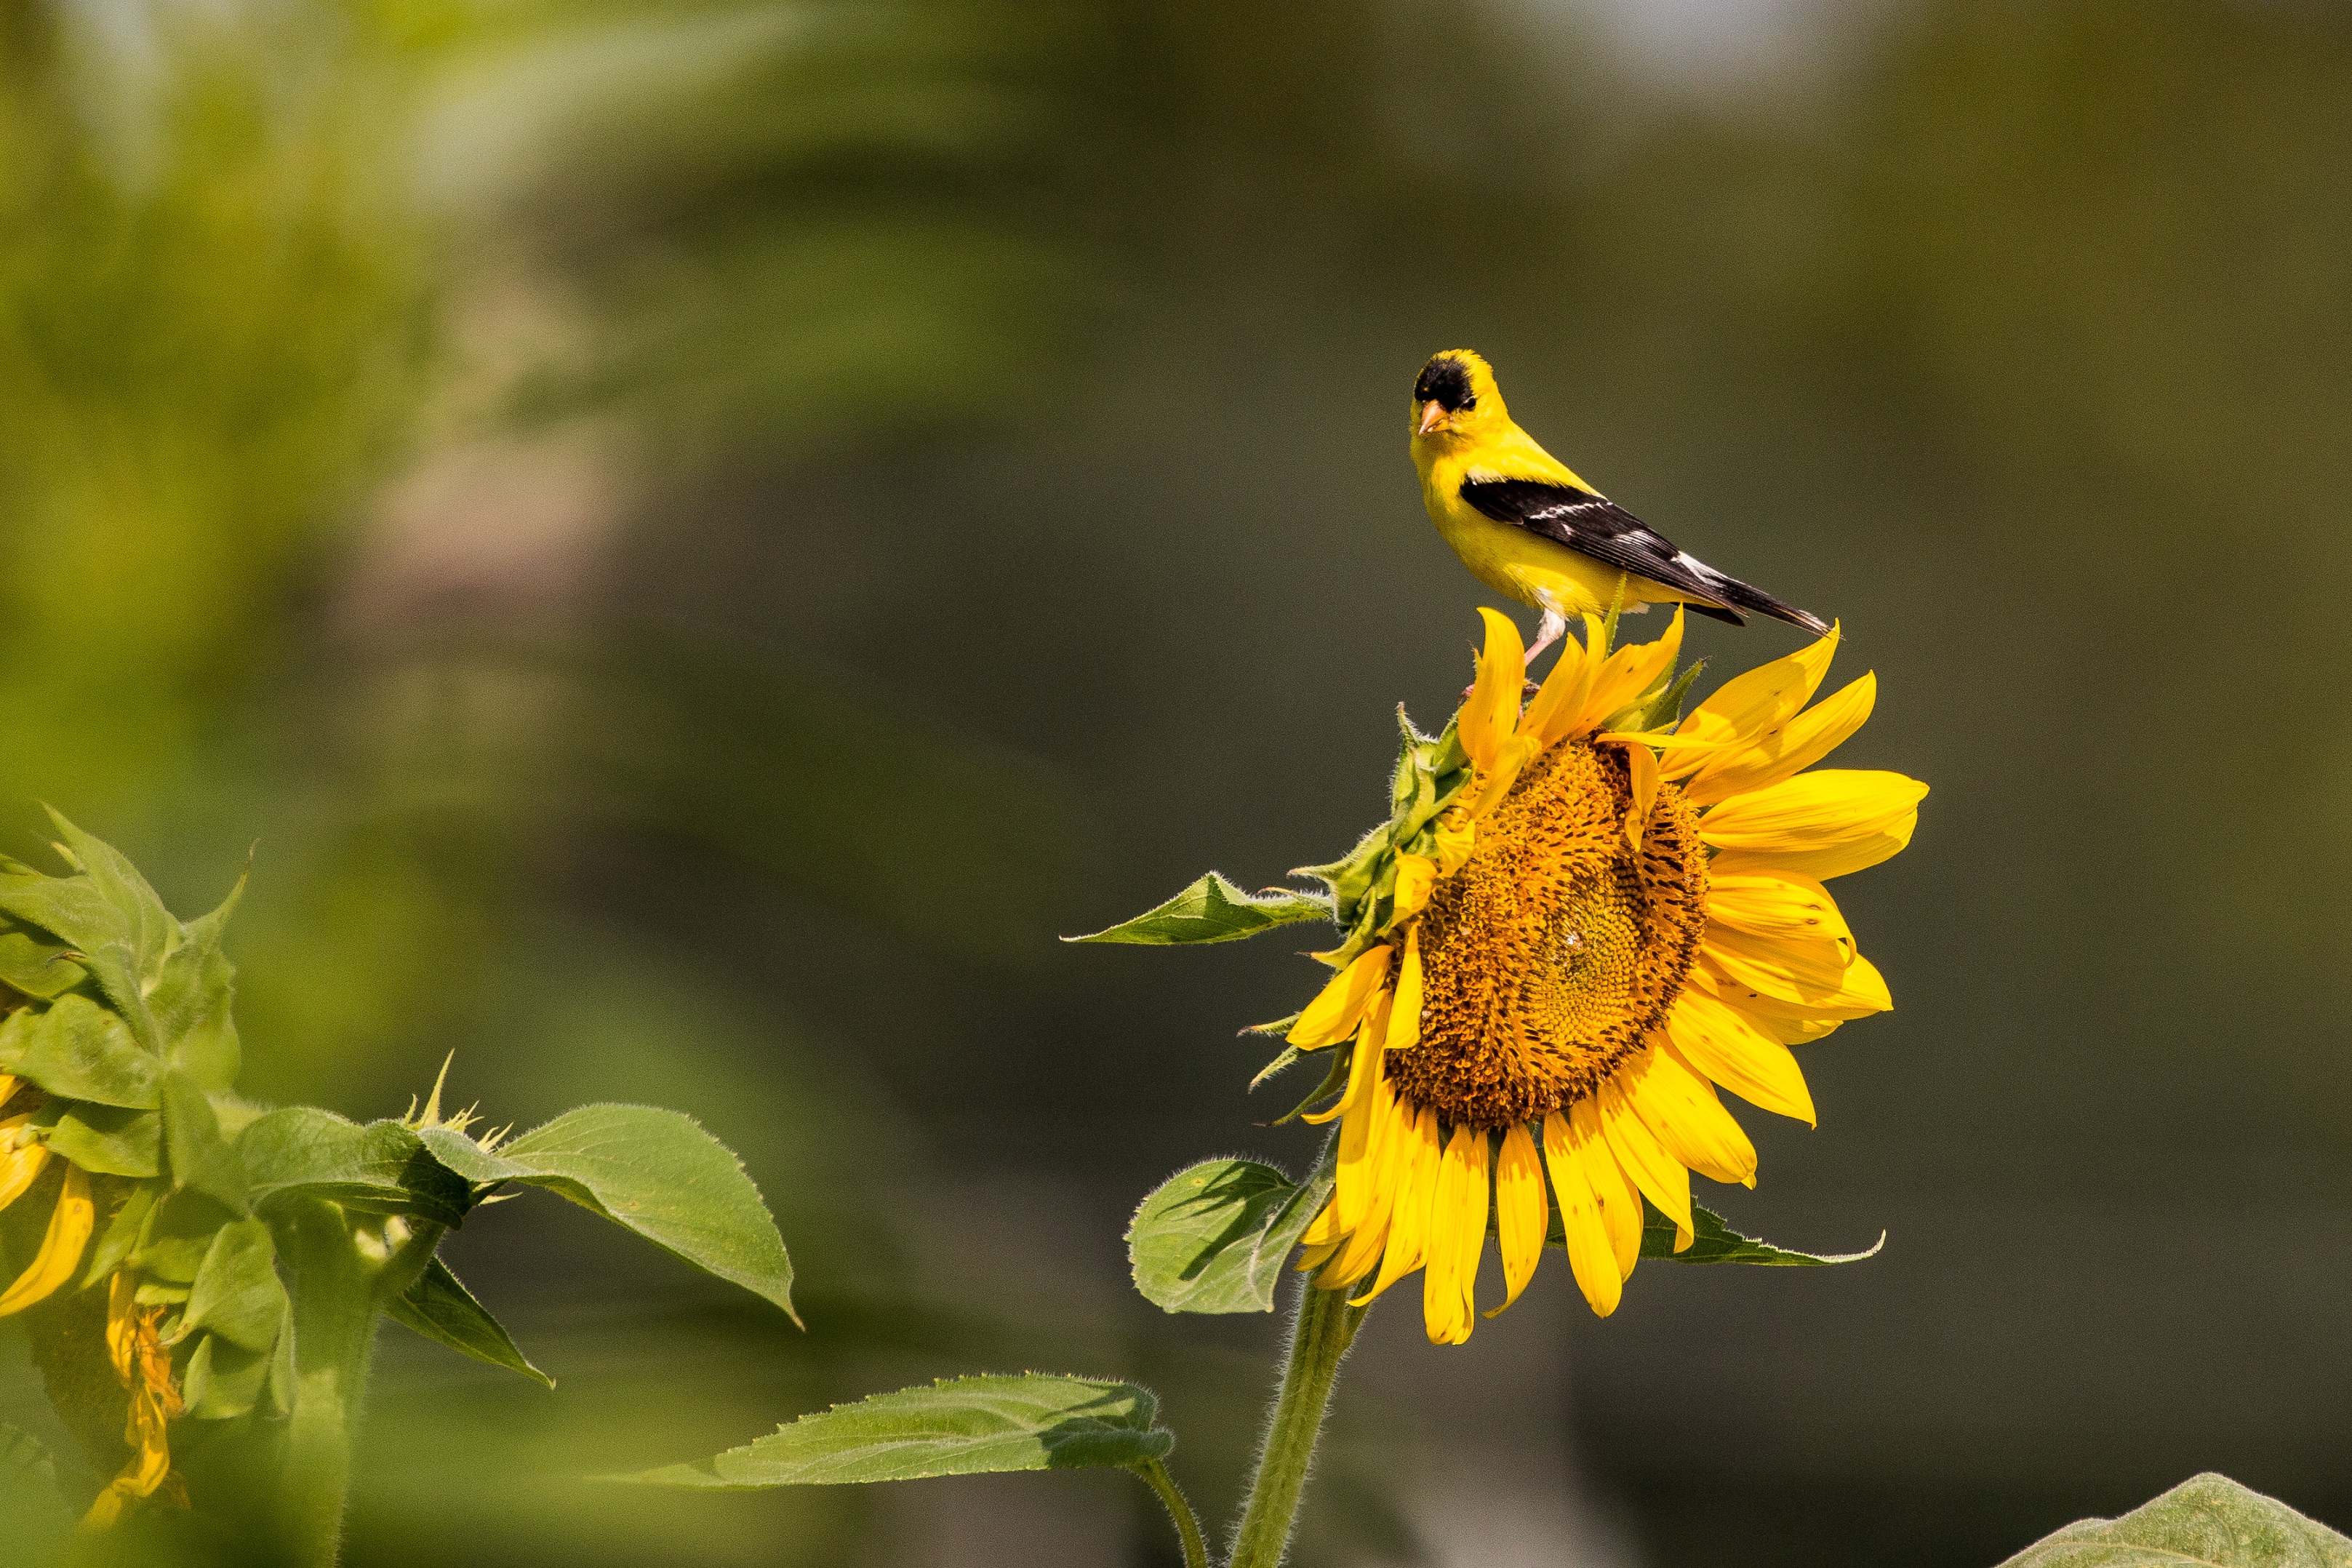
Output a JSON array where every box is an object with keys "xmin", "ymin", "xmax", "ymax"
[
  {"xmin": 161, "ymin": 1070, "xmax": 247, "ymax": 1213},
  {"xmin": 129, "ymin": 1189, "xmax": 235, "ymax": 1284},
  {"xmin": 41, "ymin": 809, "xmax": 177, "ymax": 988},
  {"xmin": 1998, "ymin": 1472, "xmax": 2352, "ymax": 1567},
  {"xmin": 81, "ymin": 1183, "xmax": 158, "ymax": 1288},
  {"xmin": 238, "ymin": 1108, "xmax": 471, "ymax": 1225},
  {"xmin": 0, "ymin": 994, "xmax": 159, "ymax": 1109},
  {"xmin": 628, "ymin": 1375, "xmax": 1174, "ymax": 1488},
  {"xmin": 182, "ymin": 1217, "xmax": 287, "ymax": 1352},
  {"xmin": 0, "ymin": 919, "xmax": 86, "ymax": 1000},
  {"xmin": 1065, "ymin": 873, "xmax": 1332, "ymax": 945},
  {"xmin": 41, "ymin": 1103, "xmax": 161, "ymax": 1178},
  {"xmin": 385, "ymin": 1257, "xmax": 553, "ymax": 1389},
  {"xmin": 148, "ymin": 897, "xmax": 241, "ymax": 1092},
  {"xmin": 1128, "ymin": 1157, "xmax": 1332, "ymax": 1314},
  {"xmin": 1635, "ymin": 1201, "xmax": 1883, "ymax": 1265},
  {"xmin": 420, "ymin": 1105, "xmax": 795, "ymax": 1322},
  {"xmin": 183, "ymin": 1332, "xmax": 274, "ymax": 1421}
]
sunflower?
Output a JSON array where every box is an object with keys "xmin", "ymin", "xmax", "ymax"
[
  {"xmin": 1283, "ymin": 609, "xmax": 1923, "ymax": 1343},
  {"xmin": 0, "ymin": 1068, "xmax": 191, "ymax": 1524}
]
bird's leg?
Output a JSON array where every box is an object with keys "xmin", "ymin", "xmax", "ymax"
[{"xmin": 1524, "ymin": 608, "xmax": 1568, "ymax": 669}]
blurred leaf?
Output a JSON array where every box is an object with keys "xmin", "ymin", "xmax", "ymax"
[
  {"xmin": 0, "ymin": 993, "xmax": 159, "ymax": 1109},
  {"xmin": 149, "ymin": 884, "xmax": 241, "ymax": 1092},
  {"xmin": 39, "ymin": 1101, "xmax": 161, "ymax": 1179},
  {"xmin": 1129, "ymin": 1156, "xmax": 1331, "ymax": 1314},
  {"xmin": 161, "ymin": 1068, "xmax": 247, "ymax": 1212},
  {"xmin": 419, "ymin": 1105, "xmax": 796, "ymax": 1321},
  {"xmin": 1998, "ymin": 1472, "xmax": 2352, "ymax": 1567},
  {"xmin": 129, "ymin": 1189, "xmax": 233, "ymax": 1284},
  {"xmin": 385, "ymin": 1255, "xmax": 553, "ymax": 1389},
  {"xmin": 1636, "ymin": 1202, "xmax": 1883, "ymax": 1266},
  {"xmin": 80, "ymin": 1181, "xmax": 157, "ymax": 1287},
  {"xmin": 0, "ymin": 918, "xmax": 85, "ymax": 999},
  {"xmin": 1069, "ymin": 873, "xmax": 1332, "ymax": 945},
  {"xmin": 182, "ymin": 1217, "xmax": 286, "ymax": 1352},
  {"xmin": 628, "ymin": 1374, "xmax": 1174, "ymax": 1487},
  {"xmin": 183, "ymin": 1331, "xmax": 275, "ymax": 1421},
  {"xmin": 239, "ymin": 1107, "xmax": 471, "ymax": 1225}
]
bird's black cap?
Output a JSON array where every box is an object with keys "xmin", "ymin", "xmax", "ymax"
[{"xmin": 1414, "ymin": 354, "xmax": 1476, "ymax": 412}]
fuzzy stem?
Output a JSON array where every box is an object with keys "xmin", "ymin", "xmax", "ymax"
[
  {"xmin": 1132, "ymin": 1457, "xmax": 1210, "ymax": 1568},
  {"xmin": 1225, "ymin": 1280, "xmax": 1367, "ymax": 1568},
  {"xmin": 276, "ymin": 1200, "xmax": 441, "ymax": 1567}
]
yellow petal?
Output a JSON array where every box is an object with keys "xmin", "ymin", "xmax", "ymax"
[
  {"xmin": 1287, "ymin": 945, "xmax": 1393, "ymax": 1048},
  {"xmin": 1459, "ymin": 609, "xmax": 1527, "ymax": 770},
  {"xmin": 1329, "ymin": 1020, "xmax": 1391, "ymax": 1227},
  {"xmin": 1572, "ymin": 1099, "xmax": 1645, "ymax": 1277},
  {"xmin": 1583, "ymin": 620, "xmax": 1684, "ymax": 736},
  {"xmin": 1621, "ymin": 1041, "xmax": 1758, "ymax": 1187},
  {"xmin": 1684, "ymin": 672, "xmax": 1876, "ymax": 806},
  {"xmin": 1356, "ymin": 1105, "xmax": 1441, "ymax": 1304},
  {"xmin": 1299, "ymin": 1194, "xmax": 1345, "ymax": 1250},
  {"xmin": 1431, "ymin": 811, "xmax": 1476, "ymax": 874},
  {"xmin": 1324, "ymin": 1087, "xmax": 1415, "ymax": 1287},
  {"xmin": 1665, "ymin": 990, "xmax": 1816, "ymax": 1125},
  {"xmin": 1295, "ymin": 1239, "xmax": 1343, "ymax": 1276},
  {"xmin": 1521, "ymin": 615, "xmax": 1603, "ymax": 744},
  {"xmin": 1488, "ymin": 1123, "xmax": 1545, "ymax": 1315},
  {"xmin": 0, "ymin": 1115, "xmax": 49, "ymax": 1214},
  {"xmin": 0, "ymin": 1073, "xmax": 17, "ymax": 1106},
  {"xmin": 1386, "ymin": 924, "xmax": 1424, "ymax": 1053},
  {"xmin": 1463, "ymin": 733, "xmax": 1540, "ymax": 822},
  {"xmin": 1708, "ymin": 810, "xmax": 1918, "ymax": 882},
  {"xmin": 1706, "ymin": 871, "xmax": 1851, "ymax": 949},
  {"xmin": 1621, "ymin": 741, "xmax": 1660, "ymax": 852},
  {"xmin": 1542, "ymin": 1111, "xmax": 1622, "ymax": 1316},
  {"xmin": 1688, "ymin": 956, "xmax": 1887, "ymax": 1023},
  {"xmin": 1698, "ymin": 769, "xmax": 1928, "ymax": 853},
  {"xmin": 1665, "ymin": 623, "xmax": 1841, "ymax": 779},
  {"xmin": 0, "ymin": 1164, "xmax": 95, "ymax": 1316},
  {"xmin": 1421, "ymin": 1126, "xmax": 1487, "ymax": 1344},
  {"xmin": 1701, "ymin": 924, "xmax": 1859, "ymax": 1006},
  {"xmin": 1388, "ymin": 854, "xmax": 1436, "ymax": 928},
  {"xmin": 1700, "ymin": 933, "xmax": 1891, "ymax": 1015},
  {"xmin": 1596, "ymin": 1079, "xmax": 1693, "ymax": 1235}
]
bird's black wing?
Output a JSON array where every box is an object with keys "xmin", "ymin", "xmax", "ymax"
[{"xmin": 1457, "ymin": 476, "xmax": 1827, "ymax": 634}]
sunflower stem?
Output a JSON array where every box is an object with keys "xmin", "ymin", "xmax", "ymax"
[
  {"xmin": 1226, "ymin": 1279, "xmax": 1367, "ymax": 1568},
  {"xmin": 1133, "ymin": 1457, "xmax": 1210, "ymax": 1568},
  {"xmin": 276, "ymin": 1199, "xmax": 442, "ymax": 1566}
]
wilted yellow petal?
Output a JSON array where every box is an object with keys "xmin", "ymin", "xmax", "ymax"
[
  {"xmin": 1665, "ymin": 990, "xmax": 1816, "ymax": 1125},
  {"xmin": 1684, "ymin": 672, "xmax": 1876, "ymax": 806},
  {"xmin": 1621, "ymin": 741, "xmax": 1660, "ymax": 852},
  {"xmin": 1388, "ymin": 853, "xmax": 1436, "ymax": 928},
  {"xmin": 0, "ymin": 1115, "xmax": 49, "ymax": 1215},
  {"xmin": 1488, "ymin": 1124, "xmax": 1546, "ymax": 1315},
  {"xmin": 1621, "ymin": 1041, "xmax": 1757, "ymax": 1187},
  {"xmin": 1287, "ymin": 945, "xmax": 1393, "ymax": 1048},
  {"xmin": 0, "ymin": 1164, "xmax": 94, "ymax": 1316},
  {"xmin": 1459, "ymin": 609, "xmax": 1527, "ymax": 770},
  {"xmin": 1431, "ymin": 810, "xmax": 1476, "ymax": 874},
  {"xmin": 1543, "ymin": 1111, "xmax": 1622, "ymax": 1316}
]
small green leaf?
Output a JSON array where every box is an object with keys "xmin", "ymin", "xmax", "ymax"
[
  {"xmin": 1067, "ymin": 873, "xmax": 1332, "ymax": 945},
  {"xmin": 1636, "ymin": 1201, "xmax": 1882, "ymax": 1265},
  {"xmin": 0, "ymin": 919, "xmax": 85, "ymax": 1000},
  {"xmin": 41, "ymin": 1103, "xmax": 161, "ymax": 1179},
  {"xmin": 161, "ymin": 1070, "xmax": 247, "ymax": 1213},
  {"xmin": 420, "ymin": 1105, "xmax": 795, "ymax": 1322},
  {"xmin": 239, "ymin": 1108, "xmax": 471, "ymax": 1224},
  {"xmin": 0, "ymin": 995, "xmax": 159, "ymax": 1109},
  {"xmin": 628, "ymin": 1375, "xmax": 1173, "ymax": 1488},
  {"xmin": 129, "ymin": 1189, "xmax": 234, "ymax": 1284},
  {"xmin": 81, "ymin": 1183, "xmax": 159, "ymax": 1289},
  {"xmin": 148, "ymin": 905, "xmax": 240, "ymax": 1092},
  {"xmin": 183, "ymin": 1332, "xmax": 274, "ymax": 1421},
  {"xmin": 1129, "ymin": 1158, "xmax": 1332, "ymax": 1314},
  {"xmin": 182, "ymin": 1218, "xmax": 287, "ymax": 1352},
  {"xmin": 1999, "ymin": 1472, "xmax": 2352, "ymax": 1567},
  {"xmin": 1247, "ymin": 1044, "xmax": 1303, "ymax": 1091},
  {"xmin": 385, "ymin": 1257, "xmax": 553, "ymax": 1389}
]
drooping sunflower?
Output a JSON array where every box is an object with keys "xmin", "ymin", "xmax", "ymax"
[{"xmin": 1279, "ymin": 609, "xmax": 1923, "ymax": 1343}]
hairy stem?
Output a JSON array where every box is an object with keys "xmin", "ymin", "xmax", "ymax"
[
  {"xmin": 1132, "ymin": 1456, "xmax": 1210, "ymax": 1568},
  {"xmin": 1225, "ymin": 1280, "xmax": 1367, "ymax": 1568},
  {"xmin": 276, "ymin": 1201, "xmax": 442, "ymax": 1567}
]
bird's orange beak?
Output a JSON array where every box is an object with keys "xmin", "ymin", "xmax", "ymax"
[{"xmin": 1416, "ymin": 400, "xmax": 1447, "ymax": 436}]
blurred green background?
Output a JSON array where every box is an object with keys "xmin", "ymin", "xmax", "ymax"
[{"xmin": 3, "ymin": 0, "xmax": 2351, "ymax": 1561}]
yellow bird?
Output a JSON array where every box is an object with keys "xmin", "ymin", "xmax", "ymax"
[{"xmin": 1409, "ymin": 349, "xmax": 1826, "ymax": 664}]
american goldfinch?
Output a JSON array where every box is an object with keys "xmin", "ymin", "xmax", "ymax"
[{"xmin": 1409, "ymin": 349, "xmax": 1827, "ymax": 663}]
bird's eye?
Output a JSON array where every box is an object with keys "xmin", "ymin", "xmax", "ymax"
[{"xmin": 1460, "ymin": 396, "xmax": 1477, "ymax": 410}]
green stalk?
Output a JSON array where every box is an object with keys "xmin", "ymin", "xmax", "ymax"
[
  {"xmin": 276, "ymin": 1199, "xmax": 442, "ymax": 1567},
  {"xmin": 1132, "ymin": 1457, "xmax": 1209, "ymax": 1568},
  {"xmin": 1225, "ymin": 1280, "xmax": 1368, "ymax": 1568}
]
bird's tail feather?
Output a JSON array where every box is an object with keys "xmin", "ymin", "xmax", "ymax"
[{"xmin": 1684, "ymin": 559, "xmax": 1828, "ymax": 636}]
